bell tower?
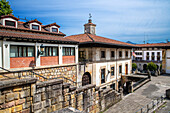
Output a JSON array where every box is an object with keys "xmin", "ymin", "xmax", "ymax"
[{"xmin": 84, "ymin": 13, "xmax": 96, "ymax": 35}]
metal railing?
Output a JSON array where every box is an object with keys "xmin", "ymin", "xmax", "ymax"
[{"xmin": 134, "ymin": 96, "xmax": 165, "ymax": 113}]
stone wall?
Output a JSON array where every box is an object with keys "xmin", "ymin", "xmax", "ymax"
[
  {"xmin": 0, "ymin": 78, "xmax": 122, "ymax": 113},
  {"xmin": 0, "ymin": 65, "xmax": 77, "ymax": 85},
  {"xmin": 0, "ymin": 78, "xmax": 37, "ymax": 113}
]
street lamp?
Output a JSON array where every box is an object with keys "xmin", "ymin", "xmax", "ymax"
[{"xmin": 38, "ymin": 44, "xmax": 45, "ymax": 56}]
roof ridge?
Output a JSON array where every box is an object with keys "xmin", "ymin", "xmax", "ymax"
[{"xmin": 85, "ymin": 33, "xmax": 95, "ymax": 42}]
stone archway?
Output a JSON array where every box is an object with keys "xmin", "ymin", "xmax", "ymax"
[{"xmin": 82, "ymin": 72, "xmax": 91, "ymax": 86}]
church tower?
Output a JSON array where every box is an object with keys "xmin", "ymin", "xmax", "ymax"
[{"xmin": 84, "ymin": 14, "xmax": 96, "ymax": 35}]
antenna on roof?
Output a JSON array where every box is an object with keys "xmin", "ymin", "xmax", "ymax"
[{"xmin": 17, "ymin": 16, "xmax": 29, "ymax": 22}]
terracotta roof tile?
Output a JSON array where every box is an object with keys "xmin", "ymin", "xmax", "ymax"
[
  {"xmin": 0, "ymin": 15, "xmax": 19, "ymax": 21},
  {"xmin": 43, "ymin": 23, "xmax": 60, "ymax": 28},
  {"xmin": 25, "ymin": 19, "xmax": 42, "ymax": 25},
  {"xmin": 136, "ymin": 43, "xmax": 170, "ymax": 47},
  {"xmin": 65, "ymin": 33, "xmax": 135, "ymax": 47},
  {"xmin": 0, "ymin": 29, "xmax": 77, "ymax": 43}
]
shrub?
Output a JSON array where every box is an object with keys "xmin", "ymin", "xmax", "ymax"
[
  {"xmin": 132, "ymin": 63, "xmax": 137, "ymax": 70},
  {"xmin": 147, "ymin": 62, "xmax": 157, "ymax": 71}
]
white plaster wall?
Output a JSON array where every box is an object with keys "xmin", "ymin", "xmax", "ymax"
[
  {"xmin": 106, "ymin": 48, "xmax": 110, "ymax": 60},
  {"xmin": 166, "ymin": 49, "xmax": 170, "ymax": 73},
  {"xmin": 35, "ymin": 43, "xmax": 40, "ymax": 67},
  {"xmin": 96, "ymin": 48, "xmax": 100, "ymax": 61},
  {"xmin": 95, "ymin": 59, "xmax": 131, "ymax": 86},
  {"xmin": 143, "ymin": 51, "xmax": 162, "ymax": 61},
  {"xmin": 30, "ymin": 22, "xmax": 41, "ymax": 31},
  {"xmin": 1, "ymin": 18, "xmax": 18, "ymax": 28},
  {"xmin": 0, "ymin": 40, "xmax": 2, "ymax": 70},
  {"xmin": 59, "ymin": 45, "xmax": 63, "ymax": 65},
  {"xmin": 2, "ymin": 40, "xmax": 10, "ymax": 69},
  {"xmin": 50, "ymin": 26, "xmax": 59, "ymax": 33},
  {"xmin": 75, "ymin": 46, "xmax": 78, "ymax": 63}
]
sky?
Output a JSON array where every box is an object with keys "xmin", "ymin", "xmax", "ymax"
[{"xmin": 8, "ymin": 0, "xmax": 170, "ymax": 44}]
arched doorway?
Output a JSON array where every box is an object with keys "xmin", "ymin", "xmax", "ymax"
[
  {"xmin": 82, "ymin": 72, "xmax": 91, "ymax": 86},
  {"xmin": 143, "ymin": 64, "xmax": 147, "ymax": 71}
]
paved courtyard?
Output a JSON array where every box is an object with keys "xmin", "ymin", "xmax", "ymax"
[{"xmin": 104, "ymin": 74, "xmax": 170, "ymax": 113}]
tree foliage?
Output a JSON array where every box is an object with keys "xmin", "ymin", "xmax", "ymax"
[
  {"xmin": 0, "ymin": 0, "xmax": 13, "ymax": 16},
  {"xmin": 147, "ymin": 62, "xmax": 157, "ymax": 71},
  {"xmin": 132, "ymin": 63, "xmax": 137, "ymax": 69}
]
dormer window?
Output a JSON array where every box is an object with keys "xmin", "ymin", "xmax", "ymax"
[
  {"xmin": 52, "ymin": 28, "xmax": 58, "ymax": 32},
  {"xmin": 32, "ymin": 25, "xmax": 39, "ymax": 30},
  {"xmin": 5, "ymin": 20, "xmax": 16, "ymax": 27}
]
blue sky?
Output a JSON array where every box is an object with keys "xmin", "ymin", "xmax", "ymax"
[{"xmin": 8, "ymin": 0, "xmax": 170, "ymax": 44}]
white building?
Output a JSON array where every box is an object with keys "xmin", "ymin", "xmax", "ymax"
[
  {"xmin": 66, "ymin": 18, "xmax": 134, "ymax": 90},
  {"xmin": 133, "ymin": 43, "xmax": 170, "ymax": 73}
]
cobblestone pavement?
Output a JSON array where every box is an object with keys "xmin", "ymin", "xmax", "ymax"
[{"xmin": 104, "ymin": 74, "xmax": 170, "ymax": 113}]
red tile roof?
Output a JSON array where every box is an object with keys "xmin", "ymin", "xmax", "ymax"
[
  {"xmin": 0, "ymin": 15, "xmax": 64, "ymax": 36},
  {"xmin": 0, "ymin": 29, "xmax": 77, "ymax": 43},
  {"xmin": 43, "ymin": 23, "xmax": 60, "ymax": 28},
  {"xmin": 136, "ymin": 43, "xmax": 170, "ymax": 47},
  {"xmin": 0, "ymin": 15, "xmax": 19, "ymax": 21},
  {"xmin": 65, "ymin": 33, "xmax": 135, "ymax": 47},
  {"xmin": 25, "ymin": 19, "xmax": 42, "ymax": 25}
]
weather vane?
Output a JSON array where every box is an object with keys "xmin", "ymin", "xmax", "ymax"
[{"xmin": 89, "ymin": 13, "xmax": 92, "ymax": 19}]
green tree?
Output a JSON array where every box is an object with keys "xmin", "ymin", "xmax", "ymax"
[
  {"xmin": 132, "ymin": 63, "xmax": 137, "ymax": 70},
  {"xmin": 0, "ymin": 0, "xmax": 13, "ymax": 16},
  {"xmin": 147, "ymin": 62, "xmax": 157, "ymax": 71}
]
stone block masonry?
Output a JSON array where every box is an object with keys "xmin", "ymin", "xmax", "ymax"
[
  {"xmin": 0, "ymin": 78, "xmax": 122, "ymax": 113},
  {"xmin": 0, "ymin": 65, "xmax": 77, "ymax": 86}
]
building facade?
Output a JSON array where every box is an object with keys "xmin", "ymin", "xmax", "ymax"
[
  {"xmin": 0, "ymin": 15, "xmax": 79, "ymax": 83},
  {"xmin": 133, "ymin": 43, "xmax": 170, "ymax": 74},
  {"xmin": 66, "ymin": 18, "xmax": 134, "ymax": 90}
]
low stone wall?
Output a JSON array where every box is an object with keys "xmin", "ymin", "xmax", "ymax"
[
  {"xmin": 0, "ymin": 65, "xmax": 77, "ymax": 85},
  {"xmin": 0, "ymin": 78, "xmax": 122, "ymax": 113},
  {"xmin": 0, "ymin": 78, "xmax": 37, "ymax": 113}
]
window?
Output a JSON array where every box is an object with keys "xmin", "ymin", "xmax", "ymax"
[
  {"xmin": 111, "ymin": 51, "xmax": 115, "ymax": 58},
  {"xmin": 52, "ymin": 28, "xmax": 58, "ymax": 32},
  {"xmin": 110, "ymin": 84, "xmax": 115, "ymax": 90},
  {"xmin": 101, "ymin": 69, "xmax": 105, "ymax": 84},
  {"xmin": 42, "ymin": 47, "xmax": 58, "ymax": 56},
  {"xmin": 79, "ymin": 51, "xmax": 85, "ymax": 59},
  {"xmin": 119, "ymin": 65, "xmax": 122, "ymax": 74},
  {"xmin": 101, "ymin": 51, "xmax": 105, "ymax": 58},
  {"xmin": 5, "ymin": 20, "xmax": 15, "ymax": 27},
  {"xmin": 146, "ymin": 56, "xmax": 149, "ymax": 60},
  {"xmin": 111, "ymin": 67, "xmax": 114, "ymax": 76},
  {"xmin": 152, "ymin": 56, "xmax": 155, "ymax": 61},
  {"xmin": 62, "ymin": 47, "xmax": 75, "ymax": 56},
  {"xmin": 147, "ymin": 48, "xmax": 149, "ymax": 50},
  {"xmin": 125, "ymin": 51, "xmax": 128, "ymax": 57},
  {"xmin": 157, "ymin": 56, "xmax": 160, "ymax": 61},
  {"xmin": 147, "ymin": 52, "xmax": 149, "ymax": 56},
  {"xmin": 152, "ymin": 52, "xmax": 154, "ymax": 56},
  {"xmin": 10, "ymin": 46, "xmax": 34, "ymax": 57},
  {"xmin": 119, "ymin": 51, "xmax": 122, "ymax": 58},
  {"xmin": 157, "ymin": 52, "xmax": 160, "ymax": 56},
  {"xmin": 32, "ymin": 25, "xmax": 39, "ymax": 30}
]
